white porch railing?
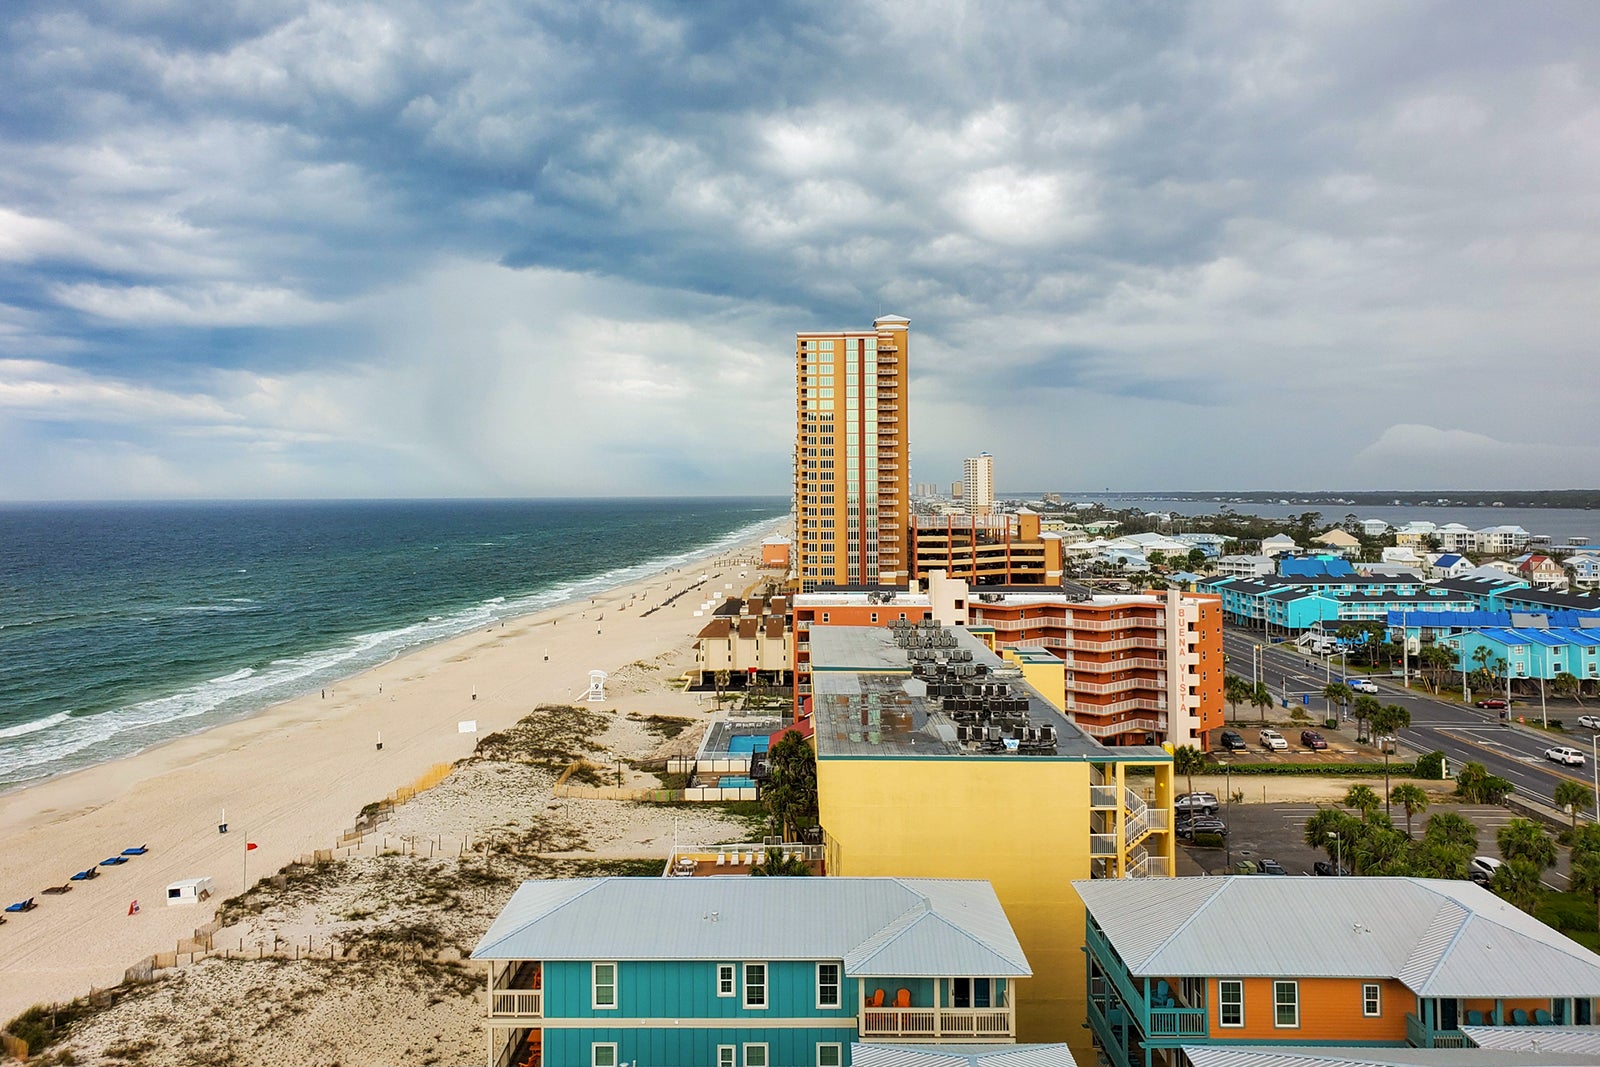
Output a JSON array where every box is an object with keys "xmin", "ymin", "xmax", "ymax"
[
  {"xmin": 861, "ymin": 1007, "xmax": 1013, "ymax": 1039},
  {"xmin": 490, "ymin": 989, "xmax": 543, "ymax": 1017}
]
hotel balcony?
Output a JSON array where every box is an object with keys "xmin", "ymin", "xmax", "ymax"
[
  {"xmin": 858, "ymin": 983, "xmax": 1015, "ymax": 1042},
  {"xmin": 1069, "ymin": 677, "xmax": 1165, "ymax": 697},
  {"xmin": 1063, "ymin": 657, "xmax": 1165, "ymax": 674},
  {"xmin": 487, "ymin": 960, "xmax": 544, "ymax": 1019},
  {"xmin": 1086, "ymin": 923, "xmax": 1208, "ymax": 1067},
  {"xmin": 1071, "ymin": 715, "xmax": 1168, "ymax": 739}
]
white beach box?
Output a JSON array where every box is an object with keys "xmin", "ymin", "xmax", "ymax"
[{"xmin": 166, "ymin": 877, "xmax": 215, "ymax": 906}]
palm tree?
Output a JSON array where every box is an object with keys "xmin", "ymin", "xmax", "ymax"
[
  {"xmin": 1423, "ymin": 811, "xmax": 1478, "ymax": 853},
  {"xmin": 1497, "ymin": 818, "xmax": 1558, "ymax": 871},
  {"xmin": 1418, "ymin": 645, "xmax": 1454, "ymax": 695},
  {"xmin": 1249, "ymin": 681, "xmax": 1274, "ymax": 723},
  {"xmin": 750, "ymin": 847, "xmax": 811, "ymax": 877},
  {"xmin": 1323, "ymin": 682, "xmax": 1353, "ymax": 719},
  {"xmin": 1351, "ymin": 695, "xmax": 1381, "ymax": 742},
  {"xmin": 1492, "ymin": 858, "xmax": 1545, "ymax": 913},
  {"xmin": 1173, "ymin": 745, "xmax": 1206, "ymax": 800},
  {"xmin": 1555, "ymin": 671, "xmax": 1585, "ymax": 707},
  {"xmin": 1389, "ymin": 783, "xmax": 1429, "ymax": 837},
  {"xmin": 1224, "ymin": 674, "xmax": 1251, "ymax": 724},
  {"xmin": 1369, "ymin": 703, "xmax": 1412, "ymax": 814},
  {"xmin": 761, "ymin": 729, "xmax": 818, "ymax": 840},
  {"xmin": 1343, "ymin": 784, "xmax": 1381, "ymax": 814},
  {"xmin": 1571, "ymin": 849, "xmax": 1600, "ymax": 935},
  {"xmin": 1555, "ymin": 780, "xmax": 1595, "ymax": 831},
  {"xmin": 1304, "ymin": 807, "xmax": 1361, "ymax": 864}
]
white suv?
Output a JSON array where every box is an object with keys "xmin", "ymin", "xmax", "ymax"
[
  {"xmin": 1546, "ymin": 746, "xmax": 1586, "ymax": 767},
  {"xmin": 1259, "ymin": 728, "xmax": 1288, "ymax": 751},
  {"xmin": 1351, "ymin": 679, "xmax": 1379, "ymax": 694}
]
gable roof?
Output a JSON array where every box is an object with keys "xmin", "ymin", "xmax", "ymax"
[
  {"xmin": 1183, "ymin": 1048, "xmax": 1600, "ymax": 1067},
  {"xmin": 473, "ymin": 877, "xmax": 1030, "ymax": 977},
  {"xmin": 1073, "ymin": 877, "xmax": 1600, "ymax": 998},
  {"xmin": 852, "ymin": 1045, "xmax": 1079, "ymax": 1067}
]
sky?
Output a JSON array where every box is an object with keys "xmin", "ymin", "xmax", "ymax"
[{"xmin": 1, "ymin": 1, "xmax": 1597, "ymax": 500}]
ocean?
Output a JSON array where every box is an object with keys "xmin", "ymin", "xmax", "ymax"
[{"xmin": 0, "ymin": 497, "xmax": 788, "ymax": 791}]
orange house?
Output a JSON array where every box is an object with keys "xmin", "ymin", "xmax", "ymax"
[{"xmin": 1076, "ymin": 876, "xmax": 1600, "ymax": 1067}]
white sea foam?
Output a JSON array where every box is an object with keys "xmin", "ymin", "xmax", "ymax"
[{"xmin": 0, "ymin": 711, "xmax": 70, "ymax": 740}]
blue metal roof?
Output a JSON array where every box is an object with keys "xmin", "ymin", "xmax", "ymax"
[{"xmin": 1388, "ymin": 610, "xmax": 1600, "ymax": 628}]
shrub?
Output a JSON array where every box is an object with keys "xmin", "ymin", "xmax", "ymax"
[
  {"xmin": 1202, "ymin": 761, "xmax": 1416, "ymax": 778},
  {"xmin": 1414, "ymin": 751, "xmax": 1447, "ymax": 780},
  {"xmin": 1192, "ymin": 832, "xmax": 1225, "ymax": 849},
  {"xmin": 1323, "ymin": 718, "xmax": 1339, "ymax": 730}
]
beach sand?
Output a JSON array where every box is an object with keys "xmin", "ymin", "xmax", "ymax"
[{"xmin": 0, "ymin": 537, "xmax": 777, "ymax": 1028}]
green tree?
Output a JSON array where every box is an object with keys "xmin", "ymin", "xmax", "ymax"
[
  {"xmin": 750, "ymin": 847, "xmax": 811, "ymax": 877},
  {"xmin": 1304, "ymin": 807, "xmax": 1361, "ymax": 865},
  {"xmin": 1419, "ymin": 645, "xmax": 1455, "ymax": 695},
  {"xmin": 1250, "ymin": 681, "xmax": 1275, "ymax": 722},
  {"xmin": 1454, "ymin": 761, "xmax": 1515, "ymax": 804},
  {"xmin": 1323, "ymin": 682, "xmax": 1353, "ymax": 718},
  {"xmin": 1352, "ymin": 695, "xmax": 1381, "ymax": 741},
  {"xmin": 1224, "ymin": 674, "xmax": 1252, "ymax": 724},
  {"xmin": 1423, "ymin": 811, "xmax": 1479, "ymax": 853},
  {"xmin": 1173, "ymin": 745, "xmax": 1206, "ymax": 801},
  {"xmin": 1187, "ymin": 547, "xmax": 1208, "ymax": 572},
  {"xmin": 1343, "ymin": 784, "xmax": 1381, "ymax": 814},
  {"xmin": 1555, "ymin": 780, "xmax": 1596, "ymax": 831},
  {"xmin": 1389, "ymin": 783, "xmax": 1429, "ymax": 838},
  {"xmin": 714, "ymin": 669, "xmax": 731, "ymax": 710},
  {"xmin": 1492, "ymin": 858, "xmax": 1545, "ymax": 913},
  {"xmin": 1369, "ymin": 703, "xmax": 1412, "ymax": 814},
  {"xmin": 1569, "ymin": 824, "xmax": 1600, "ymax": 933},
  {"xmin": 1497, "ymin": 818, "xmax": 1558, "ymax": 872},
  {"xmin": 760, "ymin": 729, "xmax": 819, "ymax": 840},
  {"xmin": 1555, "ymin": 671, "xmax": 1585, "ymax": 707}
]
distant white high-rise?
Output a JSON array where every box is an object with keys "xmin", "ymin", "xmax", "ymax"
[{"xmin": 963, "ymin": 452, "xmax": 994, "ymax": 517}]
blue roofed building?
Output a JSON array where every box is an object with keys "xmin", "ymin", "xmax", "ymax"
[
  {"xmin": 472, "ymin": 877, "xmax": 1033, "ymax": 1067},
  {"xmin": 1278, "ymin": 557, "xmax": 1356, "ymax": 580},
  {"xmin": 1440, "ymin": 626, "xmax": 1600, "ymax": 686}
]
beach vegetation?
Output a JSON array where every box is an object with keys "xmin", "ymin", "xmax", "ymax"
[
  {"xmin": 628, "ymin": 713, "xmax": 694, "ymax": 740},
  {"xmin": 472, "ymin": 704, "xmax": 609, "ymax": 767}
]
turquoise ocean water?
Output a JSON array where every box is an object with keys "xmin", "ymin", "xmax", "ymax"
[{"xmin": 0, "ymin": 498, "xmax": 787, "ymax": 791}]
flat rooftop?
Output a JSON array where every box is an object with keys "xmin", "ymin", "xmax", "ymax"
[{"xmin": 808, "ymin": 625, "xmax": 1166, "ymax": 763}]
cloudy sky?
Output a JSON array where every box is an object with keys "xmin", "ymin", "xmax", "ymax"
[{"xmin": 1, "ymin": 1, "xmax": 1597, "ymax": 499}]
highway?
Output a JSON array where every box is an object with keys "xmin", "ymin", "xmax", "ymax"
[{"xmin": 1220, "ymin": 625, "xmax": 1599, "ymax": 815}]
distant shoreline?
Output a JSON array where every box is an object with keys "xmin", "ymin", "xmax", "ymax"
[{"xmin": 1005, "ymin": 490, "xmax": 1600, "ymax": 510}]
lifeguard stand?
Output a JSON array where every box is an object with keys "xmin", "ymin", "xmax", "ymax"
[{"xmin": 586, "ymin": 670, "xmax": 607, "ymax": 702}]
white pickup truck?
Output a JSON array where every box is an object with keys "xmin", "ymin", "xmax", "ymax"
[{"xmin": 1259, "ymin": 728, "xmax": 1288, "ymax": 751}]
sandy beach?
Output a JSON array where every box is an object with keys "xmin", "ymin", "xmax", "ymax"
[{"xmin": 0, "ymin": 533, "xmax": 778, "ymax": 1028}]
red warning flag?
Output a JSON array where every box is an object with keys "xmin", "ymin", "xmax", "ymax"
[{"xmin": 246, "ymin": 842, "xmax": 258, "ymax": 851}]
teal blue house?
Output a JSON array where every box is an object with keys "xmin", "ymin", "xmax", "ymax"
[{"xmin": 472, "ymin": 877, "xmax": 1032, "ymax": 1067}]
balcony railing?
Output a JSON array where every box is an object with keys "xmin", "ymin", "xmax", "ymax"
[
  {"xmin": 1406, "ymin": 1013, "xmax": 1469, "ymax": 1049},
  {"xmin": 1126, "ymin": 850, "xmax": 1169, "ymax": 878},
  {"xmin": 1070, "ymin": 677, "xmax": 1165, "ymax": 697},
  {"xmin": 1090, "ymin": 784, "xmax": 1119, "ymax": 808},
  {"xmin": 1072, "ymin": 716, "xmax": 1168, "ymax": 739},
  {"xmin": 861, "ymin": 1007, "xmax": 1012, "ymax": 1040},
  {"xmin": 1090, "ymin": 833, "xmax": 1118, "ymax": 857},
  {"xmin": 1148, "ymin": 1006, "xmax": 1209, "ymax": 1037},
  {"xmin": 490, "ymin": 989, "xmax": 543, "ymax": 1017}
]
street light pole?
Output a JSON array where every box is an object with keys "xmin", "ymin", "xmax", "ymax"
[
  {"xmin": 1222, "ymin": 762, "xmax": 1231, "ymax": 869},
  {"xmin": 1592, "ymin": 733, "xmax": 1598, "ymax": 825},
  {"xmin": 1329, "ymin": 831, "xmax": 1342, "ymax": 876}
]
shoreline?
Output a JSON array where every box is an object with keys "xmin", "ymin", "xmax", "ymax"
[{"xmin": 0, "ymin": 528, "xmax": 781, "ymax": 1025}]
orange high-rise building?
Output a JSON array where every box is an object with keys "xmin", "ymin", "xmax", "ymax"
[{"xmin": 793, "ymin": 315, "xmax": 910, "ymax": 592}]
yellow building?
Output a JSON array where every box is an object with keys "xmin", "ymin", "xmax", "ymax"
[
  {"xmin": 809, "ymin": 621, "xmax": 1175, "ymax": 1063},
  {"xmin": 794, "ymin": 315, "xmax": 910, "ymax": 592}
]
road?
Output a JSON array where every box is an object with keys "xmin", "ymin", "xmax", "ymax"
[{"xmin": 1221, "ymin": 625, "xmax": 1599, "ymax": 815}]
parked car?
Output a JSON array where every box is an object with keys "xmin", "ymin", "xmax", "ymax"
[
  {"xmin": 1177, "ymin": 816, "xmax": 1227, "ymax": 840},
  {"xmin": 1313, "ymin": 860, "xmax": 1350, "ymax": 877},
  {"xmin": 1578, "ymin": 715, "xmax": 1600, "ymax": 730},
  {"xmin": 1218, "ymin": 729, "xmax": 1248, "ymax": 751},
  {"xmin": 1300, "ymin": 730, "xmax": 1328, "ymax": 751},
  {"xmin": 1350, "ymin": 679, "xmax": 1379, "ymax": 694},
  {"xmin": 1468, "ymin": 855, "xmax": 1504, "ymax": 885},
  {"xmin": 1259, "ymin": 728, "xmax": 1288, "ymax": 751},
  {"xmin": 1175, "ymin": 792, "xmax": 1219, "ymax": 815},
  {"xmin": 1546, "ymin": 746, "xmax": 1586, "ymax": 767},
  {"xmin": 1256, "ymin": 858, "xmax": 1288, "ymax": 875},
  {"xmin": 1475, "ymin": 698, "xmax": 1509, "ymax": 710}
]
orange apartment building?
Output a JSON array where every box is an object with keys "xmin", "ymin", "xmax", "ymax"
[
  {"xmin": 1076, "ymin": 876, "xmax": 1600, "ymax": 1067},
  {"xmin": 909, "ymin": 509, "xmax": 1065, "ymax": 587},
  {"xmin": 794, "ymin": 316, "xmax": 911, "ymax": 593},
  {"xmin": 791, "ymin": 575, "xmax": 1222, "ymax": 750}
]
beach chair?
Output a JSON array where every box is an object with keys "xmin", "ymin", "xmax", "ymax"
[
  {"xmin": 4, "ymin": 898, "xmax": 36, "ymax": 913},
  {"xmin": 869, "ymin": 988, "xmax": 886, "ymax": 1008},
  {"xmin": 70, "ymin": 869, "xmax": 99, "ymax": 881},
  {"xmin": 1512, "ymin": 1009, "xmax": 1530, "ymax": 1025},
  {"xmin": 41, "ymin": 884, "xmax": 72, "ymax": 895},
  {"xmin": 1467, "ymin": 1010, "xmax": 1485, "ymax": 1026},
  {"xmin": 1534, "ymin": 1009, "xmax": 1552, "ymax": 1025},
  {"xmin": 100, "ymin": 856, "xmax": 128, "ymax": 866},
  {"xmin": 121, "ymin": 845, "xmax": 149, "ymax": 856},
  {"xmin": 716, "ymin": 852, "xmax": 726, "ymax": 866},
  {"xmin": 893, "ymin": 988, "xmax": 911, "ymax": 1008}
]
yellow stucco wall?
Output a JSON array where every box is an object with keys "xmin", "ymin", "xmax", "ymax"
[
  {"xmin": 1003, "ymin": 648, "xmax": 1066, "ymax": 712},
  {"xmin": 819, "ymin": 756, "xmax": 1095, "ymax": 1052}
]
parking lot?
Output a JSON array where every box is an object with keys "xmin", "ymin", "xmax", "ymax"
[{"xmin": 1175, "ymin": 800, "xmax": 1529, "ymax": 878}]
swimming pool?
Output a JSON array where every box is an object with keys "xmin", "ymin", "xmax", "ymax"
[{"xmin": 727, "ymin": 735, "xmax": 770, "ymax": 755}]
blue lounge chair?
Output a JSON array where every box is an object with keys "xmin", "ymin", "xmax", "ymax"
[
  {"xmin": 70, "ymin": 869, "xmax": 98, "ymax": 881},
  {"xmin": 1467, "ymin": 1010, "xmax": 1485, "ymax": 1026},
  {"xmin": 100, "ymin": 856, "xmax": 128, "ymax": 866},
  {"xmin": 1534, "ymin": 1009, "xmax": 1552, "ymax": 1025},
  {"xmin": 121, "ymin": 845, "xmax": 148, "ymax": 856},
  {"xmin": 1512, "ymin": 1009, "xmax": 1530, "ymax": 1025},
  {"xmin": 4, "ymin": 898, "xmax": 36, "ymax": 913}
]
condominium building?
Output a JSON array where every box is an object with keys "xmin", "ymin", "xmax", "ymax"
[
  {"xmin": 910, "ymin": 509, "xmax": 1064, "ymax": 587},
  {"xmin": 794, "ymin": 316, "xmax": 911, "ymax": 592},
  {"xmin": 964, "ymin": 452, "xmax": 994, "ymax": 517}
]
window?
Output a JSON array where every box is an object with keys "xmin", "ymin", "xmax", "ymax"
[
  {"xmin": 744, "ymin": 962, "xmax": 767, "ymax": 1009},
  {"xmin": 592, "ymin": 962, "xmax": 617, "ymax": 1010},
  {"xmin": 1362, "ymin": 983, "xmax": 1381, "ymax": 1017},
  {"xmin": 718, "ymin": 963, "xmax": 736, "ymax": 997},
  {"xmin": 1218, "ymin": 980, "xmax": 1243, "ymax": 1027},
  {"xmin": 817, "ymin": 963, "xmax": 841, "ymax": 1009},
  {"xmin": 1274, "ymin": 981, "xmax": 1299, "ymax": 1027},
  {"xmin": 817, "ymin": 1044, "xmax": 842, "ymax": 1067},
  {"xmin": 593, "ymin": 1044, "xmax": 617, "ymax": 1067},
  {"xmin": 744, "ymin": 1043, "xmax": 769, "ymax": 1067},
  {"xmin": 718, "ymin": 1046, "xmax": 736, "ymax": 1067}
]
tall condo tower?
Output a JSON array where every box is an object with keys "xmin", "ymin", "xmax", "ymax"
[
  {"xmin": 963, "ymin": 452, "xmax": 994, "ymax": 517},
  {"xmin": 794, "ymin": 315, "xmax": 910, "ymax": 593}
]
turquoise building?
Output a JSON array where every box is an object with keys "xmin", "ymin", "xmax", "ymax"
[{"xmin": 472, "ymin": 877, "xmax": 1032, "ymax": 1067}]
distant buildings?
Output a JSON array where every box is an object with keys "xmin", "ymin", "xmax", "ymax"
[
  {"xmin": 963, "ymin": 452, "xmax": 994, "ymax": 517},
  {"xmin": 794, "ymin": 316, "xmax": 911, "ymax": 593},
  {"xmin": 693, "ymin": 595, "xmax": 791, "ymax": 688},
  {"xmin": 909, "ymin": 510, "xmax": 1064, "ymax": 587}
]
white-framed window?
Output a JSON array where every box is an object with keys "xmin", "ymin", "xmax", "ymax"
[
  {"xmin": 593, "ymin": 1043, "xmax": 618, "ymax": 1067},
  {"xmin": 718, "ymin": 1046, "xmax": 735, "ymax": 1067},
  {"xmin": 1274, "ymin": 980, "xmax": 1299, "ymax": 1028},
  {"xmin": 1362, "ymin": 983, "xmax": 1381, "ymax": 1017},
  {"xmin": 592, "ymin": 962, "xmax": 617, "ymax": 1010},
  {"xmin": 744, "ymin": 1043, "xmax": 769, "ymax": 1067},
  {"xmin": 817, "ymin": 1043, "xmax": 842, "ymax": 1067},
  {"xmin": 744, "ymin": 962, "xmax": 768, "ymax": 1009},
  {"xmin": 1219, "ymin": 980, "xmax": 1244, "ymax": 1027},
  {"xmin": 817, "ymin": 962, "xmax": 841, "ymax": 1009},
  {"xmin": 717, "ymin": 963, "xmax": 737, "ymax": 997}
]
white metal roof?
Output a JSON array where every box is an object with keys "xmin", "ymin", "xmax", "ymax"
[
  {"xmin": 473, "ymin": 877, "xmax": 1030, "ymax": 978},
  {"xmin": 1074, "ymin": 877, "xmax": 1600, "ymax": 998},
  {"xmin": 1182, "ymin": 1047, "xmax": 1600, "ymax": 1067},
  {"xmin": 1463, "ymin": 1027, "xmax": 1600, "ymax": 1054},
  {"xmin": 852, "ymin": 1044, "xmax": 1079, "ymax": 1067}
]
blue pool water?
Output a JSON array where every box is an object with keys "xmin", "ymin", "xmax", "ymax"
[{"xmin": 727, "ymin": 736, "xmax": 769, "ymax": 755}]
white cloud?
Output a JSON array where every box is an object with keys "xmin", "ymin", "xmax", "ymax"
[{"xmin": 51, "ymin": 281, "xmax": 335, "ymax": 326}]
